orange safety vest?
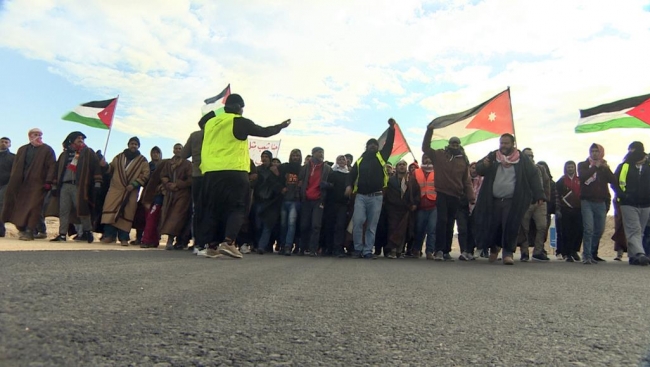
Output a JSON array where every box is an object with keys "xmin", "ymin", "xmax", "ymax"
[{"xmin": 414, "ymin": 169, "xmax": 436, "ymax": 201}]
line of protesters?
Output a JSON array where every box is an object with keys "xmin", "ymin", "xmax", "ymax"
[{"xmin": 1, "ymin": 96, "xmax": 650, "ymax": 266}]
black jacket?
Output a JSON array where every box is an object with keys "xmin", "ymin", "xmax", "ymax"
[
  {"xmin": 615, "ymin": 161, "xmax": 650, "ymax": 207},
  {"xmin": 0, "ymin": 150, "xmax": 15, "ymax": 187}
]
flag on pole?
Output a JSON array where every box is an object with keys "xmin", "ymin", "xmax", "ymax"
[
  {"xmin": 428, "ymin": 89, "xmax": 513, "ymax": 149},
  {"xmin": 61, "ymin": 98, "xmax": 118, "ymax": 130},
  {"xmin": 575, "ymin": 93, "xmax": 650, "ymax": 133},
  {"xmin": 202, "ymin": 84, "xmax": 231, "ymax": 115},
  {"xmin": 378, "ymin": 122, "xmax": 414, "ymax": 165}
]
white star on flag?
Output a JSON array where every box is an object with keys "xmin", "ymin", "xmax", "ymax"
[{"xmin": 488, "ymin": 112, "xmax": 497, "ymax": 122}]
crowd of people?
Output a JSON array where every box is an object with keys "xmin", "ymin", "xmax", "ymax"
[{"xmin": 1, "ymin": 93, "xmax": 649, "ymax": 266}]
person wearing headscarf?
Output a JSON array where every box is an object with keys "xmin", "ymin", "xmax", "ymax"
[
  {"xmin": 577, "ymin": 143, "xmax": 618, "ymax": 264},
  {"xmin": 384, "ymin": 160, "xmax": 417, "ymax": 258},
  {"xmin": 614, "ymin": 141, "xmax": 650, "ymax": 266},
  {"xmin": 45, "ymin": 131, "xmax": 102, "ymax": 243},
  {"xmin": 0, "ymin": 137, "xmax": 15, "ymax": 237},
  {"xmin": 139, "ymin": 145, "xmax": 172, "ymax": 248},
  {"xmin": 278, "ymin": 148, "xmax": 303, "ymax": 255},
  {"xmin": 159, "ymin": 148, "xmax": 193, "ymax": 250},
  {"xmin": 422, "ymin": 128, "xmax": 475, "ymax": 261},
  {"xmin": 100, "ymin": 136, "xmax": 150, "ymax": 246},
  {"xmin": 473, "ymin": 134, "xmax": 544, "ymax": 265},
  {"xmin": 322, "ymin": 155, "xmax": 350, "ymax": 257},
  {"xmin": 555, "ymin": 160, "xmax": 583, "ymax": 262},
  {"xmin": 1, "ymin": 128, "xmax": 56, "ymax": 240}
]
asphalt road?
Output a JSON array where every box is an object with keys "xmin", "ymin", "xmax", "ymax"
[{"xmin": 1, "ymin": 250, "xmax": 649, "ymax": 366}]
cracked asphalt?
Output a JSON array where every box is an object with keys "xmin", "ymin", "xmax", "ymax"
[{"xmin": 1, "ymin": 250, "xmax": 649, "ymax": 366}]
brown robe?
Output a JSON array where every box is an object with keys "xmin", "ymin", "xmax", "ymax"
[
  {"xmin": 1, "ymin": 143, "xmax": 56, "ymax": 229},
  {"xmin": 159, "ymin": 159, "xmax": 192, "ymax": 236},
  {"xmin": 45, "ymin": 147, "xmax": 103, "ymax": 220},
  {"xmin": 385, "ymin": 174, "xmax": 416, "ymax": 254},
  {"xmin": 140, "ymin": 159, "xmax": 169, "ymax": 207},
  {"xmin": 101, "ymin": 152, "xmax": 149, "ymax": 232}
]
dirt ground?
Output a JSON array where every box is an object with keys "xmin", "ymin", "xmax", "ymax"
[{"xmin": 3, "ymin": 216, "xmax": 622, "ymax": 258}]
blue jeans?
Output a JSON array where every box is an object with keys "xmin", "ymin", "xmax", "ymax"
[
  {"xmin": 254, "ymin": 203, "xmax": 274, "ymax": 252},
  {"xmin": 352, "ymin": 194, "xmax": 383, "ymax": 256},
  {"xmin": 581, "ymin": 200, "xmax": 606, "ymax": 260},
  {"xmin": 415, "ymin": 208, "xmax": 437, "ymax": 254},
  {"xmin": 280, "ymin": 201, "xmax": 300, "ymax": 250},
  {"xmin": 104, "ymin": 224, "xmax": 130, "ymax": 241}
]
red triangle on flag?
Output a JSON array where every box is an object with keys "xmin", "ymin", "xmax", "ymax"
[
  {"xmin": 626, "ymin": 97, "xmax": 650, "ymax": 125},
  {"xmin": 222, "ymin": 86, "xmax": 231, "ymax": 105},
  {"xmin": 465, "ymin": 90, "xmax": 514, "ymax": 135},
  {"xmin": 97, "ymin": 99, "xmax": 117, "ymax": 128}
]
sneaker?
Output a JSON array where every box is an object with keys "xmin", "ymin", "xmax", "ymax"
[
  {"xmin": 217, "ymin": 242, "xmax": 243, "ymax": 259},
  {"xmin": 565, "ymin": 256, "xmax": 574, "ymax": 263},
  {"xmin": 84, "ymin": 231, "xmax": 94, "ymax": 244},
  {"xmin": 503, "ymin": 256, "xmax": 514, "ymax": 265},
  {"xmin": 635, "ymin": 254, "xmax": 649, "ymax": 266},
  {"xmin": 571, "ymin": 252, "xmax": 581, "ymax": 261},
  {"xmin": 193, "ymin": 247, "xmax": 200, "ymax": 255},
  {"xmin": 466, "ymin": 253, "xmax": 475, "ymax": 261},
  {"xmin": 120, "ymin": 240, "xmax": 129, "ymax": 246},
  {"xmin": 18, "ymin": 231, "xmax": 34, "ymax": 241},
  {"xmin": 459, "ymin": 252, "xmax": 469, "ymax": 261},
  {"xmin": 100, "ymin": 237, "xmax": 115, "ymax": 244},
  {"xmin": 426, "ymin": 253, "xmax": 435, "ymax": 260},
  {"xmin": 532, "ymin": 253, "xmax": 550, "ymax": 262},
  {"xmin": 196, "ymin": 248, "xmax": 210, "ymax": 257},
  {"xmin": 434, "ymin": 251, "xmax": 444, "ymax": 261},
  {"xmin": 489, "ymin": 250, "xmax": 499, "ymax": 263},
  {"xmin": 555, "ymin": 253, "xmax": 563, "ymax": 260},
  {"xmin": 520, "ymin": 254, "xmax": 529, "ymax": 262},
  {"xmin": 49, "ymin": 234, "xmax": 66, "ymax": 242},
  {"xmin": 363, "ymin": 253, "xmax": 377, "ymax": 260},
  {"xmin": 593, "ymin": 256, "xmax": 606, "ymax": 262},
  {"xmin": 583, "ymin": 258, "xmax": 593, "ymax": 265},
  {"xmin": 33, "ymin": 232, "xmax": 47, "ymax": 239},
  {"xmin": 257, "ymin": 248, "xmax": 265, "ymax": 255},
  {"xmin": 205, "ymin": 248, "xmax": 221, "ymax": 258},
  {"xmin": 480, "ymin": 249, "xmax": 489, "ymax": 258},
  {"xmin": 129, "ymin": 239, "xmax": 141, "ymax": 246},
  {"xmin": 165, "ymin": 243, "xmax": 174, "ymax": 251},
  {"xmin": 443, "ymin": 253, "xmax": 454, "ymax": 261},
  {"xmin": 239, "ymin": 244, "xmax": 251, "ymax": 254},
  {"xmin": 387, "ymin": 249, "xmax": 397, "ymax": 259}
]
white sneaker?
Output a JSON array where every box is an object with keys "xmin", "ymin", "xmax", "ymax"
[
  {"xmin": 240, "ymin": 244, "xmax": 251, "ymax": 254},
  {"xmin": 196, "ymin": 249, "xmax": 209, "ymax": 257},
  {"xmin": 193, "ymin": 247, "xmax": 200, "ymax": 255},
  {"xmin": 466, "ymin": 252, "xmax": 475, "ymax": 261},
  {"xmin": 555, "ymin": 254, "xmax": 563, "ymax": 260}
]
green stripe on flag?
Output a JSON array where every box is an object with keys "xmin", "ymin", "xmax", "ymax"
[
  {"xmin": 575, "ymin": 117, "xmax": 650, "ymax": 133},
  {"xmin": 430, "ymin": 130, "xmax": 500, "ymax": 149},
  {"xmin": 387, "ymin": 152, "xmax": 409, "ymax": 166},
  {"xmin": 61, "ymin": 112, "xmax": 109, "ymax": 130}
]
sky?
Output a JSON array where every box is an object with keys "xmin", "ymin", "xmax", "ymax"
[{"xmin": 1, "ymin": 0, "xmax": 650, "ymax": 179}]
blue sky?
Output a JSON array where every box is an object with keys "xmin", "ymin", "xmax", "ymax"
[{"xmin": 1, "ymin": 0, "xmax": 649, "ymax": 178}]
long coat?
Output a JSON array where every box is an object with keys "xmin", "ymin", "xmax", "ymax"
[
  {"xmin": 1, "ymin": 143, "xmax": 56, "ymax": 229},
  {"xmin": 45, "ymin": 147, "xmax": 103, "ymax": 220},
  {"xmin": 385, "ymin": 174, "xmax": 417, "ymax": 251},
  {"xmin": 473, "ymin": 150, "xmax": 544, "ymax": 251},
  {"xmin": 159, "ymin": 160, "xmax": 192, "ymax": 236},
  {"xmin": 101, "ymin": 152, "xmax": 149, "ymax": 232}
]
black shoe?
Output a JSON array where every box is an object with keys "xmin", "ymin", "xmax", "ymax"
[
  {"xmin": 532, "ymin": 253, "xmax": 550, "ymax": 262},
  {"xmin": 49, "ymin": 234, "xmax": 66, "ymax": 242},
  {"xmin": 257, "ymin": 248, "xmax": 265, "ymax": 255},
  {"xmin": 363, "ymin": 253, "xmax": 377, "ymax": 260},
  {"xmin": 520, "ymin": 254, "xmax": 530, "ymax": 262},
  {"xmin": 443, "ymin": 253, "xmax": 454, "ymax": 261},
  {"xmin": 480, "ymin": 249, "xmax": 489, "ymax": 258},
  {"xmin": 571, "ymin": 252, "xmax": 581, "ymax": 261},
  {"xmin": 631, "ymin": 254, "xmax": 650, "ymax": 266},
  {"xmin": 593, "ymin": 256, "xmax": 606, "ymax": 262},
  {"xmin": 165, "ymin": 243, "xmax": 174, "ymax": 250},
  {"xmin": 83, "ymin": 231, "xmax": 94, "ymax": 243},
  {"xmin": 565, "ymin": 256, "xmax": 574, "ymax": 263}
]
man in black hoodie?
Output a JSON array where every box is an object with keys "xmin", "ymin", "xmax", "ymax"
[
  {"xmin": 614, "ymin": 141, "xmax": 650, "ymax": 266},
  {"xmin": 253, "ymin": 150, "xmax": 283, "ymax": 254},
  {"xmin": 0, "ymin": 137, "xmax": 14, "ymax": 237},
  {"xmin": 279, "ymin": 148, "xmax": 302, "ymax": 255}
]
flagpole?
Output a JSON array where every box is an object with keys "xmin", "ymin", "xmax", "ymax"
[
  {"xmin": 507, "ymin": 86, "xmax": 516, "ymax": 138},
  {"xmin": 103, "ymin": 95, "xmax": 119, "ymax": 156}
]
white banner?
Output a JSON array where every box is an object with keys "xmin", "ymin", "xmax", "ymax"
[{"xmin": 249, "ymin": 138, "xmax": 281, "ymax": 166}]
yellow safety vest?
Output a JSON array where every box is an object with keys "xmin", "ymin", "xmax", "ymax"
[
  {"xmin": 619, "ymin": 163, "xmax": 630, "ymax": 192},
  {"xmin": 200, "ymin": 113, "xmax": 250, "ymax": 174},
  {"xmin": 352, "ymin": 153, "xmax": 388, "ymax": 193}
]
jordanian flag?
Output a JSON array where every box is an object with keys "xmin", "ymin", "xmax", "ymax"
[
  {"xmin": 428, "ymin": 89, "xmax": 513, "ymax": 149},
  {"xmin": 61, "ymin": 98, "xmax": 118, "ymax": 130},
  {"xmin": 575, "ymin": 93, "xmax": 650, "ymax": 133},
  {"xmin": 378, "ymin": 122, "xmax": 413, "ymax": 165},
  {"xmin": 201, "ymin": 84, "xmax": 231, "ymax": 115}
]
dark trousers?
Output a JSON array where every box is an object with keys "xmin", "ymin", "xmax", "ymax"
[
  {"xmin": 434, "ymin": 192, "xmax": 460, "ymax": 254},
  {"xmin": 198, "ymin": 171, "xmax": 249, "ymax": 248},
  {"xmin": 560, "ymin": 207, "xmax": 582, "ymax": 256},
  {"xmin": 488, "ymin": 198, "xmax": 515, "ymax": 255},
  {"xmin": 300, "ymin": 200, "xmax": 323, "ymax": 253},
  {"xmin": 323, "ymin": 202, "xmax": 347, "ymax": 255},
  {"xmin": 191, "ymin": 176, "xmax": 204, "ymax": 249},
  {"xmin": 457, "ymin": 204, "xmax": 475, "ymax": 254}
]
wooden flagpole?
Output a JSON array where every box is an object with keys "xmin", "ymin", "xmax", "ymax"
[
  {"xmin": 507, "ymin": 86, "xmax": 516, "ymax": 138},
  {"xmin": 102, "ymin": 95, "xmax": 119, "ymax": 156}
]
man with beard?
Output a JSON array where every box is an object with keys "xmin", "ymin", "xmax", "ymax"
[
  {"xmin": 518, "ymin": 148, "xmax": 551, "ymax": 262},
  {"xmin": 577, "ymin": 143, "xmax": 617, "ymax": 264},
  {"xmin": 2, "ymin": 128, "xmax": 56, "ymax": 241},
  {"xmin": 474, "ymin": 134, "xmax": 544, "ymax": 265},
  {"xmin": 299, "ymin": 147, "xmax": 332, "ymax": 256},
  {"xmin": 279, "ymin": 148, "xmax": 302, "ymax": 255},
  {"xmin": 100, "ymin": 137, "xmax": 150, "ymax": 246},
  {"xmin": 46, "ymin": 131, "xmax": 102, "ymax": 243},
  {"xmin": 198, "ymin": 94, "xmax": 290, "ymax": 259},
  {"xmin": 253, "ymin": 150, "xmax": 283, "ymax": 254},
  {"xmin": 159, "ymin": 151, "xmax": 193, "ymax": 250},
  {"xmin": 411, "ymin": 154, "xmax": 437, "ymax": 258},
  {"xmin": 422, "ymin": 130, "xmax": 475, "ymax": 261},
  {"xmin": 457, "ymin": 162, "xmax": 483, "ymax": 261},
  {"xmin": 614, "ymin": 141, "xmax": 650, "ymax": 266},
  {"xmin": 346, "ymin": 119, "xmax": 395, "ymax": 259},
  {"xmin": 555, "ymin": 161, "xmax": 583, "ymax": 262},
  {"xmin": 384, "ymin": 160, "xmax": 417, "ymax": 259},
  {"xmin": 0, "ymin": 137, "xmax": 15, "ymax": 237},
  {"xmin": 323, "ymin": 155, "xmax": 350, "ymax": 257}
]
